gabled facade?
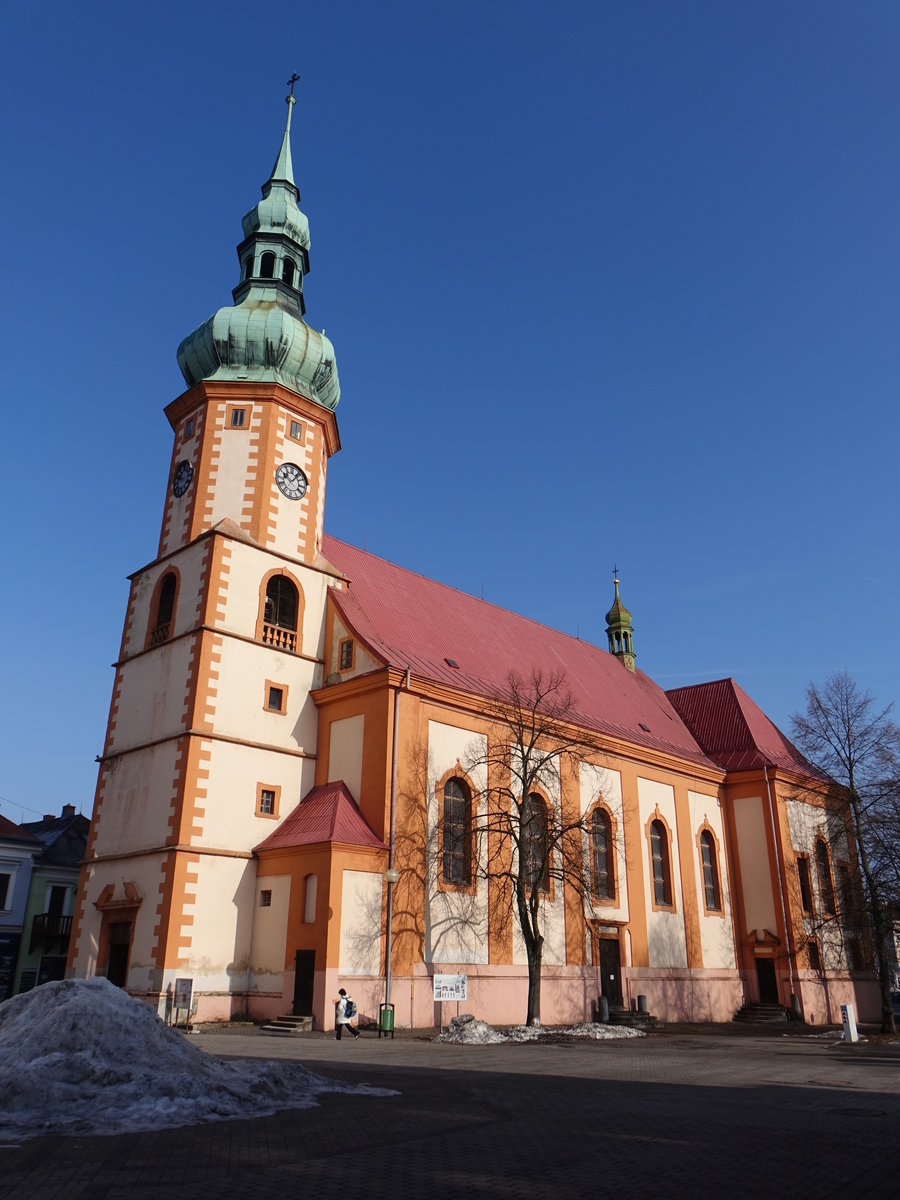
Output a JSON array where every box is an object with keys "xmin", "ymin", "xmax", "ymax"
[
  {"xmin": 69, "ymin": 93, "xmax": 880, "ymax": 1029},
  {"xmin": 0, "ymin": 815, "xmax": 40, "ymax": 1002},
  {"xmin": 14, "ymin": 805, "xmax": 89, "ymax": 994}
]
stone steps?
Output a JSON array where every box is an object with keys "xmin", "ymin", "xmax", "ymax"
[
  {"xmin": 608, "ymin": 1005, "xmax": 658, "ymax": 1028},
  {"xmin": 732, "ymin": 1003, "xmax": 790, "ymax": 1024},
  {"xmin": 261, "ymin": 1014, "xmax": 315, "ymax": 1035}
]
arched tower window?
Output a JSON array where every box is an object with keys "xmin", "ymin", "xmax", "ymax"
[
  {"xmin": 148, "ymin": 571, "xmax": 177, "ymax": 647},
  {"xmin": 261, "ymin": 575, "xmax": 301, "ymax": 653},
  {"xmin": 591, "ymin": 808, "xmax": 614, "ymax": 900},
  {"xmin": 522, "ymin": 793, "xmax": 550, "ymax": 893},
  {"xmin": 815, "ymin": 839, "xmax": 836, "ymax": 916},
  {"xmin": 244, "ymin": 255, "xmax": 254, "ymax": 280},
  {"xmin": 650, "ymin": 819, "xmax": 672, "ymax": 907},
  {"xmin": 282, "ymin": 257, "xmax": 296, "ymax": 287},
  {"xmin": 260, "ymin": 251, "xmax": 276, "ymax": 279},
  {"xmin": 442, "ymin": 778, "xmax": 471, "ymax": 886},
  {"xmin": 699, "ymin": 829, "xmax": 721, "ymax": 911}
]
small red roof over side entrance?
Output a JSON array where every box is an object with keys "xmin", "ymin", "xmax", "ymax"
[
  {"xmin": 321, "ymin": 536, "xmax": 716, "ymax": 770},
  {"xmin": 254, "ymin": 781, "xmax": 386, "ymax": 853},
  {"xmin": 666, "ymin": 678, "xmax": 826, "ymax": 779}
]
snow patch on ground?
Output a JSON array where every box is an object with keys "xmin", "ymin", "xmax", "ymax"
[
  {"xmin": 437, "ymin": 1014, "xmax": 645, "ymax": 1043},
  {"xmin": 0, "ymin": 978, "xmax": 391, "ymax": 1142}
]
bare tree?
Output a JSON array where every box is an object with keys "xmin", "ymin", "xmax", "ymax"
[
  {"xmin": 791, "ymin": 671, "xmax": 900, "ymax": 1033},
  {"xmin": 465, "ymin": 668, "xmax": 605, "ymax": 1027}
]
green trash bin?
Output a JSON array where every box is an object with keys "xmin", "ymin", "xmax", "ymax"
[{"xmin": 378, "ymin": 1002, "xmax": 395, "ymax": 1038}]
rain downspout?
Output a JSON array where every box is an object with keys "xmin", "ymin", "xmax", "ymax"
[
  {"xmin": 764, "ymin": 763, "xmax": 798, "ymax": 1012},
  {"xmin": 384, "ymin": 666, "xmax": 410, "ymax": 1015}
]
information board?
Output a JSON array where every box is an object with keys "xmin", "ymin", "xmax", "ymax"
[{"xmin": 433, "ymin": 973, "xmax": 468, "ymax": 1001}]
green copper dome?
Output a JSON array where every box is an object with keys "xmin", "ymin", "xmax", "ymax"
[
  {"xmin": 605, "ymin": 575, "xmax": 636, "ymax": 671},
  {"xmin": 176, "ymin": 91, "xmax": 340, "ymax": 411}
]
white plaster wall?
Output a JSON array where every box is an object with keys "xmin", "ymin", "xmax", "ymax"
[
  {"xmin": 637, "ymin": 777, "xmax": 687, "ymax": 969},
  {"xmin": 198, "ymin": 740, "xmax": 315, "ymax": 851},
  {"xmin": 92, "ymin": 744, "xmax": 181, "ymax": 854},
  {"xmin": 271, "ymin": 409, "xmax": 315, "ymax": 559},
  {"xmin": 580, "ymin": 763, "xmax": 629, "ymax": 922},
  {"xmin": 109, "ymin": 640, "xmax": 193, "ymax": 752},
  {"xmin": 330, "ymin": 613, "xmax": 384, "ymax": 679},
  {"xmin": 126, "ymin": 540, "xmax": 209, "ymax": 656},
  {"xmin": 688, "ymin": 791, "xmax": 736, "ymax": 969},
  {"xmin": 220, "ymin": 542, "xmax": 334, "ymax": 661},
  {"xmin": 208, "ymin": 414, "xmax": 253, "ymax": 527},
  {"xmin": 786, "ymin": 799, "xmax": 849, "ymax": 860},
  {"xmin": 177, "ymin": 855, "xmax": 257, "ymax": 990},
  {"xmin": 250, "ymin": 874, "xmax": 292, "ymax": 983},
  {"xmin": 327, "ymin": 714, "xmax": 365, "ymax": 802},
  {"xmin": 214, "ymin": 637, "xmax": 320, "ymax": 753},
  {"xmin": 425, "ymin": 722, "xmax": 489, "ymax": 965},
  {"xmin": 340, "ymin": 870, "xmax": 383, "ymax": 974},
  {"xmin": 72, "ymin": 854, "xmax": 167, "ymax": 988},
  {"xmin": 732, "ymin": 796, "xmax": 778, "ymax": 935}
]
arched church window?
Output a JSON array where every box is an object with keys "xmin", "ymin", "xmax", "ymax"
[
  {"xmin": 442, "ymin": 778, "xmax": 471, "ymax": 886},
  {"xmin": 815, "ymin": 839, "xmax": 836, "ymax": 916},
  {"xmin": 260, "ymin": 252, "xmax": 276, "ymax": 279},
  {"xmin": 149, "ymin": 572, "xmax": 177, "ymax": 647},
  {"xmin": 650, "ymin": 819, "xmax": 672, "ymax": 907},
  {"xmin": 522, "ymin": 793, "xmax": 550, "ymax": 893},
  {"xmin": 699, "ymin": 829, "xmax": 721, "ymax": 911},
  {"xmin": 591, "ymin": 808, "xmax": 614, "ymax": 900},
  {"xmin": 283, "ymin": 257, "xmax": 296, "ymax": 287},
  {"xmin": 261, "ymin": 575, "xmax": 301, "ymax": 653}
]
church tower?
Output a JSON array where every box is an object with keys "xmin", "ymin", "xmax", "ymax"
[
  {"xmin": 605, "ymin": 571, "xmax": 636, "ymax": 671},
  {"xmin": 69, "ymin": 88, "xmax": 344, "ymax": 1018}
]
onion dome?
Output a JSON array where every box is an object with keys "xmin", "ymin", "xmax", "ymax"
[
  {"xmin": 605, "ymin": 572, "xmax": 636, "ymax": 671},
  {"xmin": 176, "ymin": 87, "xmax": 340, "ymax": 411}
]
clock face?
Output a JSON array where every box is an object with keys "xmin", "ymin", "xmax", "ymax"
[
  {"xmin": 172, "ymin": 460, "xmax": 193, "ymax": 498},
  {"xmin": 275, "ymin": 461, "xmax": 308, "ymax": 500}
]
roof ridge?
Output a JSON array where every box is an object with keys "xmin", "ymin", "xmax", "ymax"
[{"xmin": 324, "ymin": 534, "xmax": 620, "ymax": 663}]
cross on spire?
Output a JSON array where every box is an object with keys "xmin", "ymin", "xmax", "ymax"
[{"xmin": 287, "ymin": 72, "xmax": 301, "ymax": 98}]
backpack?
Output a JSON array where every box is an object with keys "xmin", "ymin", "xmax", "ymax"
[{"xmin": 345, "ymin": 997, "xmax": 357, "ymax": 1018}]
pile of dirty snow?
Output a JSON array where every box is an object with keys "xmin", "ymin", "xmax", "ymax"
[
  {"xmin": 0, "ymin": 978, "xmax": 390, "ymax": 1141},
  {"xmin": 437, "ymin": 1013, "xmax": 645, "ymax": 1044}
]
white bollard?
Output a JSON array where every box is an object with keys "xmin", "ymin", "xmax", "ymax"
[{"xmin": 840, "ymin": 1003, "xmax": 859, "ymax": 1043}]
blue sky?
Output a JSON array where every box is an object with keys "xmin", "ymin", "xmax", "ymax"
[{"xmin": 1, "ymin": 1, "xmax": 898, "ymax": 820}]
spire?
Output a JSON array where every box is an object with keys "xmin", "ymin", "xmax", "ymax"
[
  {"xmin": 605, "ymin": 567, "xmax": 636, "ymax": 671},
  {"xmin": 175, "ymin": 80, "xmax": 340, "ymax": 411},
  {"xmin": 269, "ymin": 74, "xmax": 299, "ymax": 187}
]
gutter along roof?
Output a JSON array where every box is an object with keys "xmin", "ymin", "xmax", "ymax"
[{"xmin": 321, "ymin": 536, "xmax": 717, "ymax": 771}]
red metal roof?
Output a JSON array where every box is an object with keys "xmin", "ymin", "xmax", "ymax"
[
  {"xmin": 321, "ymin": 536, "xmax": 716, "ymax": 770},
  {"xmin": 0, "ymin": 813, "xmax": 40, "ymax": 844},
  {"xmin": 254, "ymin": 781, "xmax": 386, "ymax": 853},
  {"xmin": 666, "ymin": 678, "xmax": 825, "ymax": 779}
]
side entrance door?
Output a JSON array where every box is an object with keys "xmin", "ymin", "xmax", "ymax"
[
  {"xmin": 755, "ymin": 956, "xmax": 779, "ymax": 1004},
  {"xmin": 597, "ymin": 937, "xmax": 623, "ymax": 1008},
  {"xmin": 293, "ymin": 950, "xmax": 315, "ymax": 1016}
]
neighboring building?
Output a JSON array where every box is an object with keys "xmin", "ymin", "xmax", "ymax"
[
  {"xmin": 0, "ymin": 815, "xmax": 40, "ymax": 1001},
  {"xmin": 14, "ymin": 805, "xmax": 89, "ymax": 994},
  {"xmin": 68, "ymin": 93, "xmax": 880, "ymax": 1029}
]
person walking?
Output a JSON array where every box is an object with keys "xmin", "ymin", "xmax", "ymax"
[{"xmin": 334, "ymin": 988, "xmax": 360, "ymax": 1040}]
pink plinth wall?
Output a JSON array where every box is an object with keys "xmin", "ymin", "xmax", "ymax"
[{"xmin": 795, "ymin": 972, "xmax": 882, "ymax": 1025}]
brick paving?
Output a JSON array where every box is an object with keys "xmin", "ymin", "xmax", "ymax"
[{"xmin": 5, "ymin": 1028, "xmax": 900, "ymax": 1199}]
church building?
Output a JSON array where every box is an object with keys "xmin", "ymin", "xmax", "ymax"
[{"xmin": 68, "ymin": 93, "xmax": 880, "ymax": 1030}]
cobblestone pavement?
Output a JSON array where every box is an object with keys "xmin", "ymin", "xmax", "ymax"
[{"xmin": 6, "ymin": 1029, "xmax": 900, "ymax": 1199}]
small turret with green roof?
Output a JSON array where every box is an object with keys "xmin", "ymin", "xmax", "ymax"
[
  {"xmin": 177, "ymin": 81, "xmax": 340, "ymax": 411},
  {"xmin": 606, "ymin": 569, "xmax": 635, "ymax": 671}
]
